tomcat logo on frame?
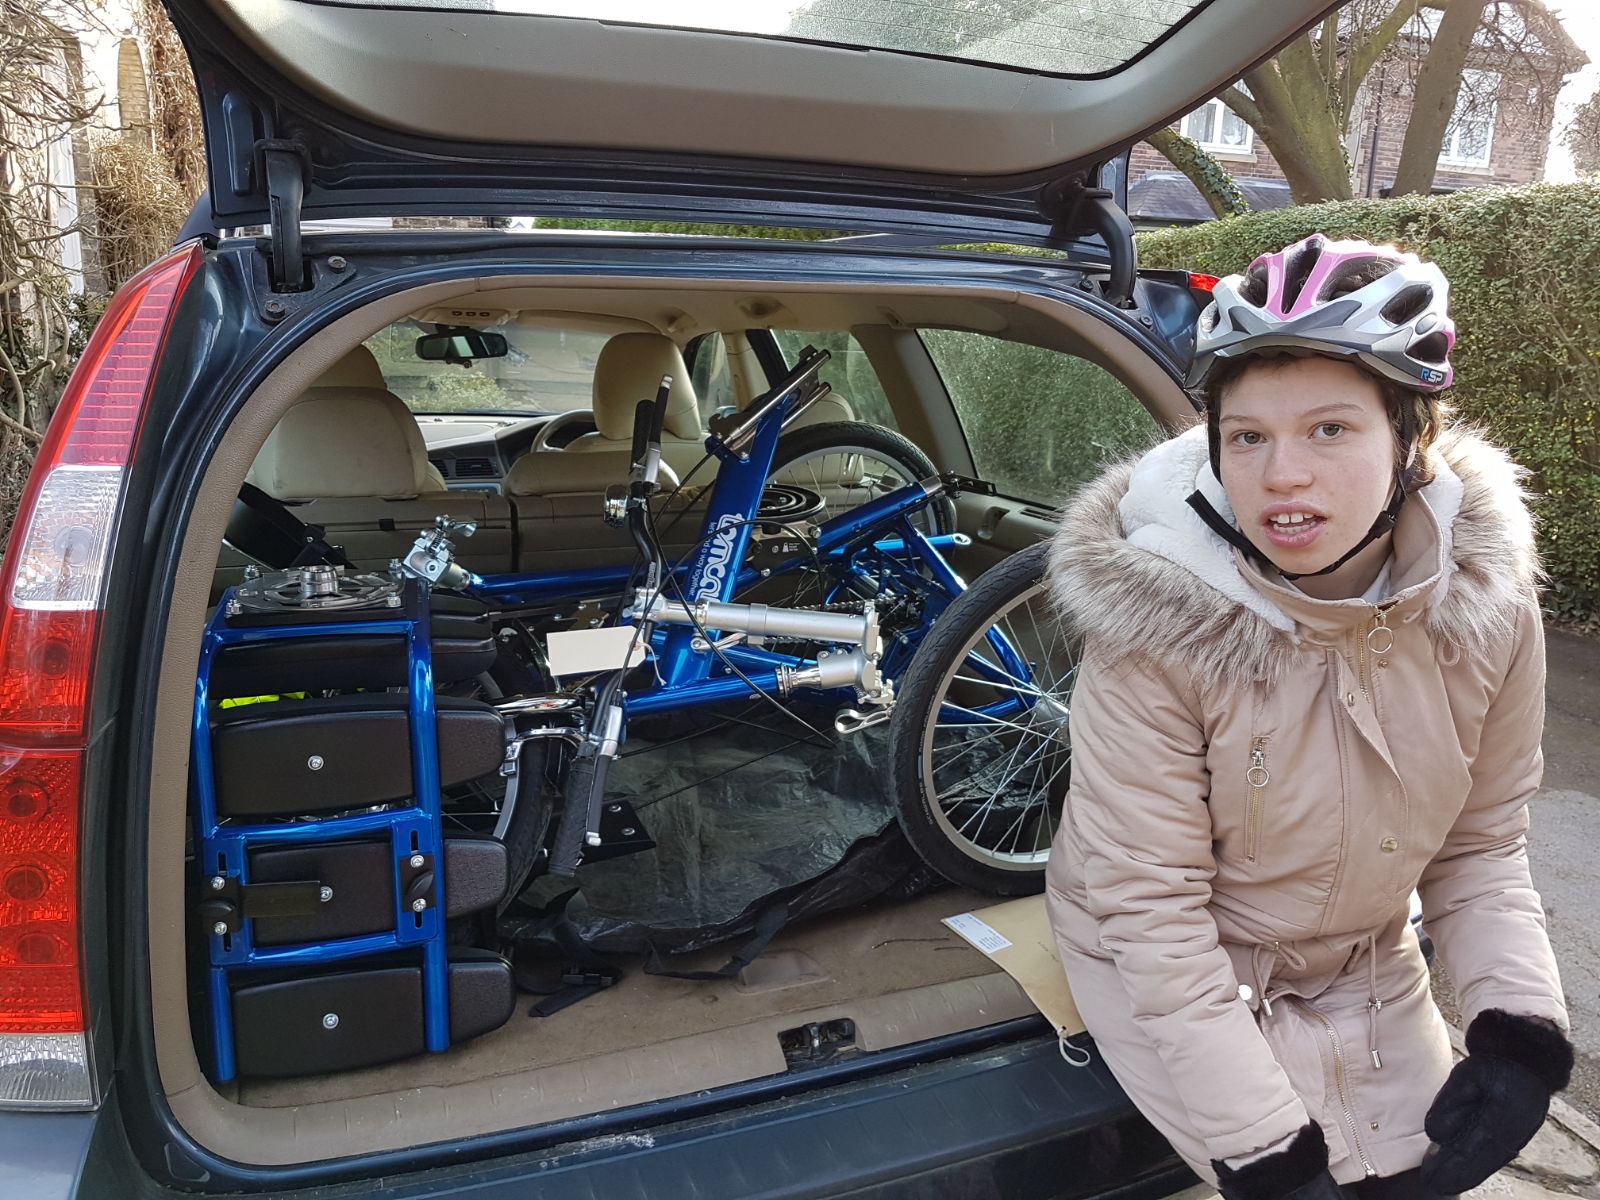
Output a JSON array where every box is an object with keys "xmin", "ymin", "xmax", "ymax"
[{"xmin": 695, "ymin": 513, "xmax": 742, "ymax": 601}]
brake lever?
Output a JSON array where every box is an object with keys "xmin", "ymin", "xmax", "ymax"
[{"xmin": 630, "ymin": 374, "xmax": 673, "ymax": 492}]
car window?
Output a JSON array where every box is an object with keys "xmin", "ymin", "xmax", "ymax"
[
  {"xmin": 364, "ymin": 321, "xmax": 611, "ymax": 414},
  {"xmin": 688, "ymin": 333, "xmax": 740, "ymax": 424},
  {"xmin": 920, "ymin": 329, "xmax": 1155, "ymax": 506},
  {"xmin": 771, "ymin": 330, "xmax": 898, "ymax": 432}
]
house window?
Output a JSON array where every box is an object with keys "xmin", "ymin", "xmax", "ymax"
[
  {"xmin": 1440, "ymin": 69, "xmax": 1499, "ymax": 168},
  {"xmin": 1180, "ymin": 96, "xmax": 1253, "ymax": 154}
]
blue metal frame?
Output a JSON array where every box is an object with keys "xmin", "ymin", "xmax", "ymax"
[
  {"xmin": 192, "ymin": 579, "xmax": 450, "ymax": 1083},
  {"xmin": 464, "ymin": 392, "xmax": 1034, "ymax": 723}
]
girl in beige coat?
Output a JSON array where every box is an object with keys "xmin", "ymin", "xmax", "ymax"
[{"xmin": 1045, "ymin": 235, "xmax": 1571, "ymax": 1200}]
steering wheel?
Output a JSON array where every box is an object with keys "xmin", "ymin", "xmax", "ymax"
[{"xmin": 528, "ymin": 409, "xmax": 597, "ymax": 454}]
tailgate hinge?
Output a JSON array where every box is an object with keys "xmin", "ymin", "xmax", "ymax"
[
  {"xmin": 259, "ymin": 140, "xmax": 309, "ymax": 293},
  {"xmin": 1039, "ymin": 172, "xmax": 1137, "ymax": 311}
]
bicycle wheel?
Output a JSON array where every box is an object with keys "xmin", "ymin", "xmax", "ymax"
[
  {"xmin": 887, "ymin": 542, "xmax": 1077, "ymax": 894},
  {"xmin": 439, "ymin": 648, "xmax": 554, "ymax": 912},
  {"xmin": 768, "ymin": 421, "xmax": 954, "ymax": 537}
]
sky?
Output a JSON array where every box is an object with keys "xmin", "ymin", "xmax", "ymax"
[{"xmin": 1545, "ymin": 2, "xmax": 1600, "ymax": 181}]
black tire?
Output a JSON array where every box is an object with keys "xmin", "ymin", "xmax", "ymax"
[
  {"xmin": 441, "ymin": 650, "xmax": 554, "ymax": 913},
  {"xmin": 887, "ymin": 542, "xmax": 1079, "ymax": 895},
  {"xmin": 768, "ymin": 421, "xmax": 954, "ymax": 537}
]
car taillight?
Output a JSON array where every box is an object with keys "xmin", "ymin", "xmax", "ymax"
[
  {"xmin": 0, "ymin": 244, "xmax": 199, "ymax": 1108},
  {"xmin": 1188, "ymin": 272, "xmax": 1220, "ymax": 293}
]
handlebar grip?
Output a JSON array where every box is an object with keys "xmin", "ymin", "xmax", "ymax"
[
  {"xmin": 630, "ymin": 399, "xmax": 653, "ymax": 466},
  {"xmin": 548, "ymin": 748, "xmax": 608, "ymax": 878},
  {"xmin": 649, "ymin": 374, "xmax": 672, "ymax": 444}
]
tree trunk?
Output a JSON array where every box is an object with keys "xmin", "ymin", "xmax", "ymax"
[
  {"xmin": 1391, "ymin": 0, "xmax": 1491, "ymax": 196},
  {"xmin": 1144, "ymin": 128, "xmax": 1249, "ymax": 218},
  {"xmin": 1231, "ymin": 61, "xmax": 1356, "ymax": 204}
]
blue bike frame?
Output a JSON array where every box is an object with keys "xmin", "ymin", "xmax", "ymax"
[{"xmin": 466, "ymin": 383, "xmax": 1032, "ymax": 722}]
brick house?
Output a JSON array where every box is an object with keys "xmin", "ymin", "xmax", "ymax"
[{"xmin": 1127, "ymin": 1, "xmax": 1586, "ymax": 227}]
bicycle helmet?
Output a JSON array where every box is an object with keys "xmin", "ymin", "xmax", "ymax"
[
  {"xmin": 1184, "ymin": 234, "xmax": 1455, "ymax": 581},
  {"xmin": 1188, "ymin": 233, "xmax": 1455, "ymax": 393}
]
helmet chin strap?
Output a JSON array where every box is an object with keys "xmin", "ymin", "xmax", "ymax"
[{"xmin": 1186, "ymin": 479, "xmax": 1406, "ymax": 581}]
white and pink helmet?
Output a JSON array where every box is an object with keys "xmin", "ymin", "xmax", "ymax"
[{"xmin": 1188, "ymin": 233, "xmax": 1456, "ymax": 392}]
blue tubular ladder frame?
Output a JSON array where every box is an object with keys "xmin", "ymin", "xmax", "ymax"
[{"xmin": 191, "ymin": 578, "xmax": 449, "ymax": 1083}]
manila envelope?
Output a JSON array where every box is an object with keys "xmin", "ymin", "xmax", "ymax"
[{"xmin": 943, "ymin": 896, "xmax": 1086, "ymax": 1038}]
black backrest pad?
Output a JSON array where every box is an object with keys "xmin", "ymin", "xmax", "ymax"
[{"xmin": 212, "ymin": 694, "xmax": 503, "ymax": 817}]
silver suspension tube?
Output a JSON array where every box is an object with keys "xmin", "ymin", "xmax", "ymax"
[{"xmin": 636, "ymin": 592, "xmax": 876, "ymax": 650}]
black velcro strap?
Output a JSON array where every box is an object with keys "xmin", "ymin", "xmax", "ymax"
[
  {"xmin": 513, "ymin": 908, "xmax": 627, "ymax": 1018},
  {"xmin": 642, "ymin": 902, "xmax": 789, "ymax": 982}
]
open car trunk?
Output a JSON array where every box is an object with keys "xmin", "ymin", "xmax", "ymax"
[{"xmin": 143, "ymin": 254, "xmax": 1195, "ymax": 1169}]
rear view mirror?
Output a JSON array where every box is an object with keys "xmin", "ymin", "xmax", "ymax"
[{"xmin": 415, "ymin": 327, "xmax": 508, "ymax": 364}]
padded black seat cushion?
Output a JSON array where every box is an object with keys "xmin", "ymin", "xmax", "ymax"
[
  {"xmin": 211, "ymin": 694, "xmax": 504, "ymax": 817},
  {"xmin": 211, "ymin": 596, "xmax": 497, "ymax": 695}
]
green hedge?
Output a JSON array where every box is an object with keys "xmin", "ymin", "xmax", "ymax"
[{"xmin": 1137, "ymin": 181, "xmax": 1600, "ymax": 622}]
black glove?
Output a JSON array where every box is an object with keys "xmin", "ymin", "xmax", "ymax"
[
  {"xmin": 1420, "ymin": 1008, "xmax": 1574, "ymax": 1194},
  {"xmin": 1213, "ymin": 1122, "xmax": 1344, "ymax": 1200}
]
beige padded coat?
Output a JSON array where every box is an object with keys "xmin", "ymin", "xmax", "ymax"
[{"xmin": 1043, "ymin": 425, "xmax": 1567, "ymax": 1186}]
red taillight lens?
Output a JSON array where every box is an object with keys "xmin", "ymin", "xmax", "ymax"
[
  {"xmin": 0, "ymin": 246, "xmax": 198, "ymax": 742},
  {"xmin": 0, "ymin": 751, "xmax": 82, "ymax": 1034},
  {"xmin": 0, "ymin": 244, "xmax": 199, "ymax": 1107},
  {"xmin": 1188, "ymin": 272, "xmax": 1220, "ymax": 293}
]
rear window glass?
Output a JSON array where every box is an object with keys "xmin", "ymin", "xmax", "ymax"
[
  {"xmin": 921, "ymin": 329, "xmax": 1154, "ymax": 505},
  {"xmin": 365, "ymin": 322, "xmax": 610, "ymax": 415},
  {"xmin": 771, "ymin": 330, "xmax": 899, "ymax": 432},
  {"xmin": 329, "ymin": 1, "xmax": 1208, "ymax": 76}
]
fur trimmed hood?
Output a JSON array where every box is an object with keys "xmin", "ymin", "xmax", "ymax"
[{"xmin": 1046, "ymin": 424, "xmax": 1540, "ymax": 691}]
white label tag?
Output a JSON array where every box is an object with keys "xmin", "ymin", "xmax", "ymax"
[
  {"xmin": 545, "ymin": 626, "xmax": 647, "ymax": 677},
  {"xmin": 942, "ymin": 913, "xmax": 1013, "ymax": 956}
]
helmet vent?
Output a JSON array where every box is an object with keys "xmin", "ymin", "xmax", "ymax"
[
  {"xmin": 1410, "ymin": 331, "xmax": 1451, "ymax": 364},
  {"xmin": 1324, "ymin": 256, "xmax": 1397, "ymax": 302},
  {"xmin": 1241, "ymin": 263, "xmax": 1270, "ymax": 307},
  {"xmin": 1281, "ymin": 238, "xmax": 1324, "ymax": 310},
  {"xmin": 1382, "ymin": 283, "xmax": 1435, "ymax": 325}
]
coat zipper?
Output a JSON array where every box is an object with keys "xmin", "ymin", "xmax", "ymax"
[
  {"xmin": 1356, "ymin": 604, "xmax": 1396, "ymax": 701},
  {"xmin": 1292, "ymin": 997, "xmax": 1377, "ymax": 1178},
  {"xmin": 1245, "ymin": 738, "xmax": 1270, "ymax": 863}
]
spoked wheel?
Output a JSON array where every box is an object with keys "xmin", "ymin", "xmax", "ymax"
[
  {"xmin": 888, "ymin": 542, "xmax": 1078, "ymax": 895},
  {"xmin": 768, "ymin": 421, "xmax": 954, "ymax": 537},
  {"xmin": 438, "ymin": 647, "xmax": 555, "ymax": 912},
  {"xmin": 751, "ymin": 421, "xmax": 957, "ymax": 625}
]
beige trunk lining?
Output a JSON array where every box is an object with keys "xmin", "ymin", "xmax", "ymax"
[{"xmin": 237, "ymin": 886, "xmax": 1014, "ymax": 1111}]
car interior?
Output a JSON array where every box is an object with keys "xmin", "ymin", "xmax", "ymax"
[{"xmin": 159, "ymin": 270, "xmax": 1195, "ymax": 1167}]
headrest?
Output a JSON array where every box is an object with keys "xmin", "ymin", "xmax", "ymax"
[
  {"xmin": 591, "ymin": 333, "xmax": 702, "ymax": 442},
  {"xmin": 784, "ymin": 391, "xmax": 855, "ymax": 429},
  {"xmin": 504, "ymin": 449, "xmax": 679, "ymax": 497},
  {"xmin": 314, "ymin": 345, "xmax": 387, "ymax": 390},
  {"xmin": 247, "ymin": 389, "xmax": 435, "ymax": 501}
]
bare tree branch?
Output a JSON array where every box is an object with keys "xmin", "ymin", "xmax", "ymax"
[
  {"xmin": 1392, "ymin": 0, "xmax": 1492, "ymax": 195},
  {"xmin": 1220, "ymin": 83, "xmax": 1263, "ymax": 130},
  {"xmin": 1340, "ymin": 0, "xmax": 1425, "ymax": 106}
]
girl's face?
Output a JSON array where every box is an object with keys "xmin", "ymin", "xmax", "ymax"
[{"xmin": 1217, "ymin": 357, "xmax": 1398, "ymax": 596}]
